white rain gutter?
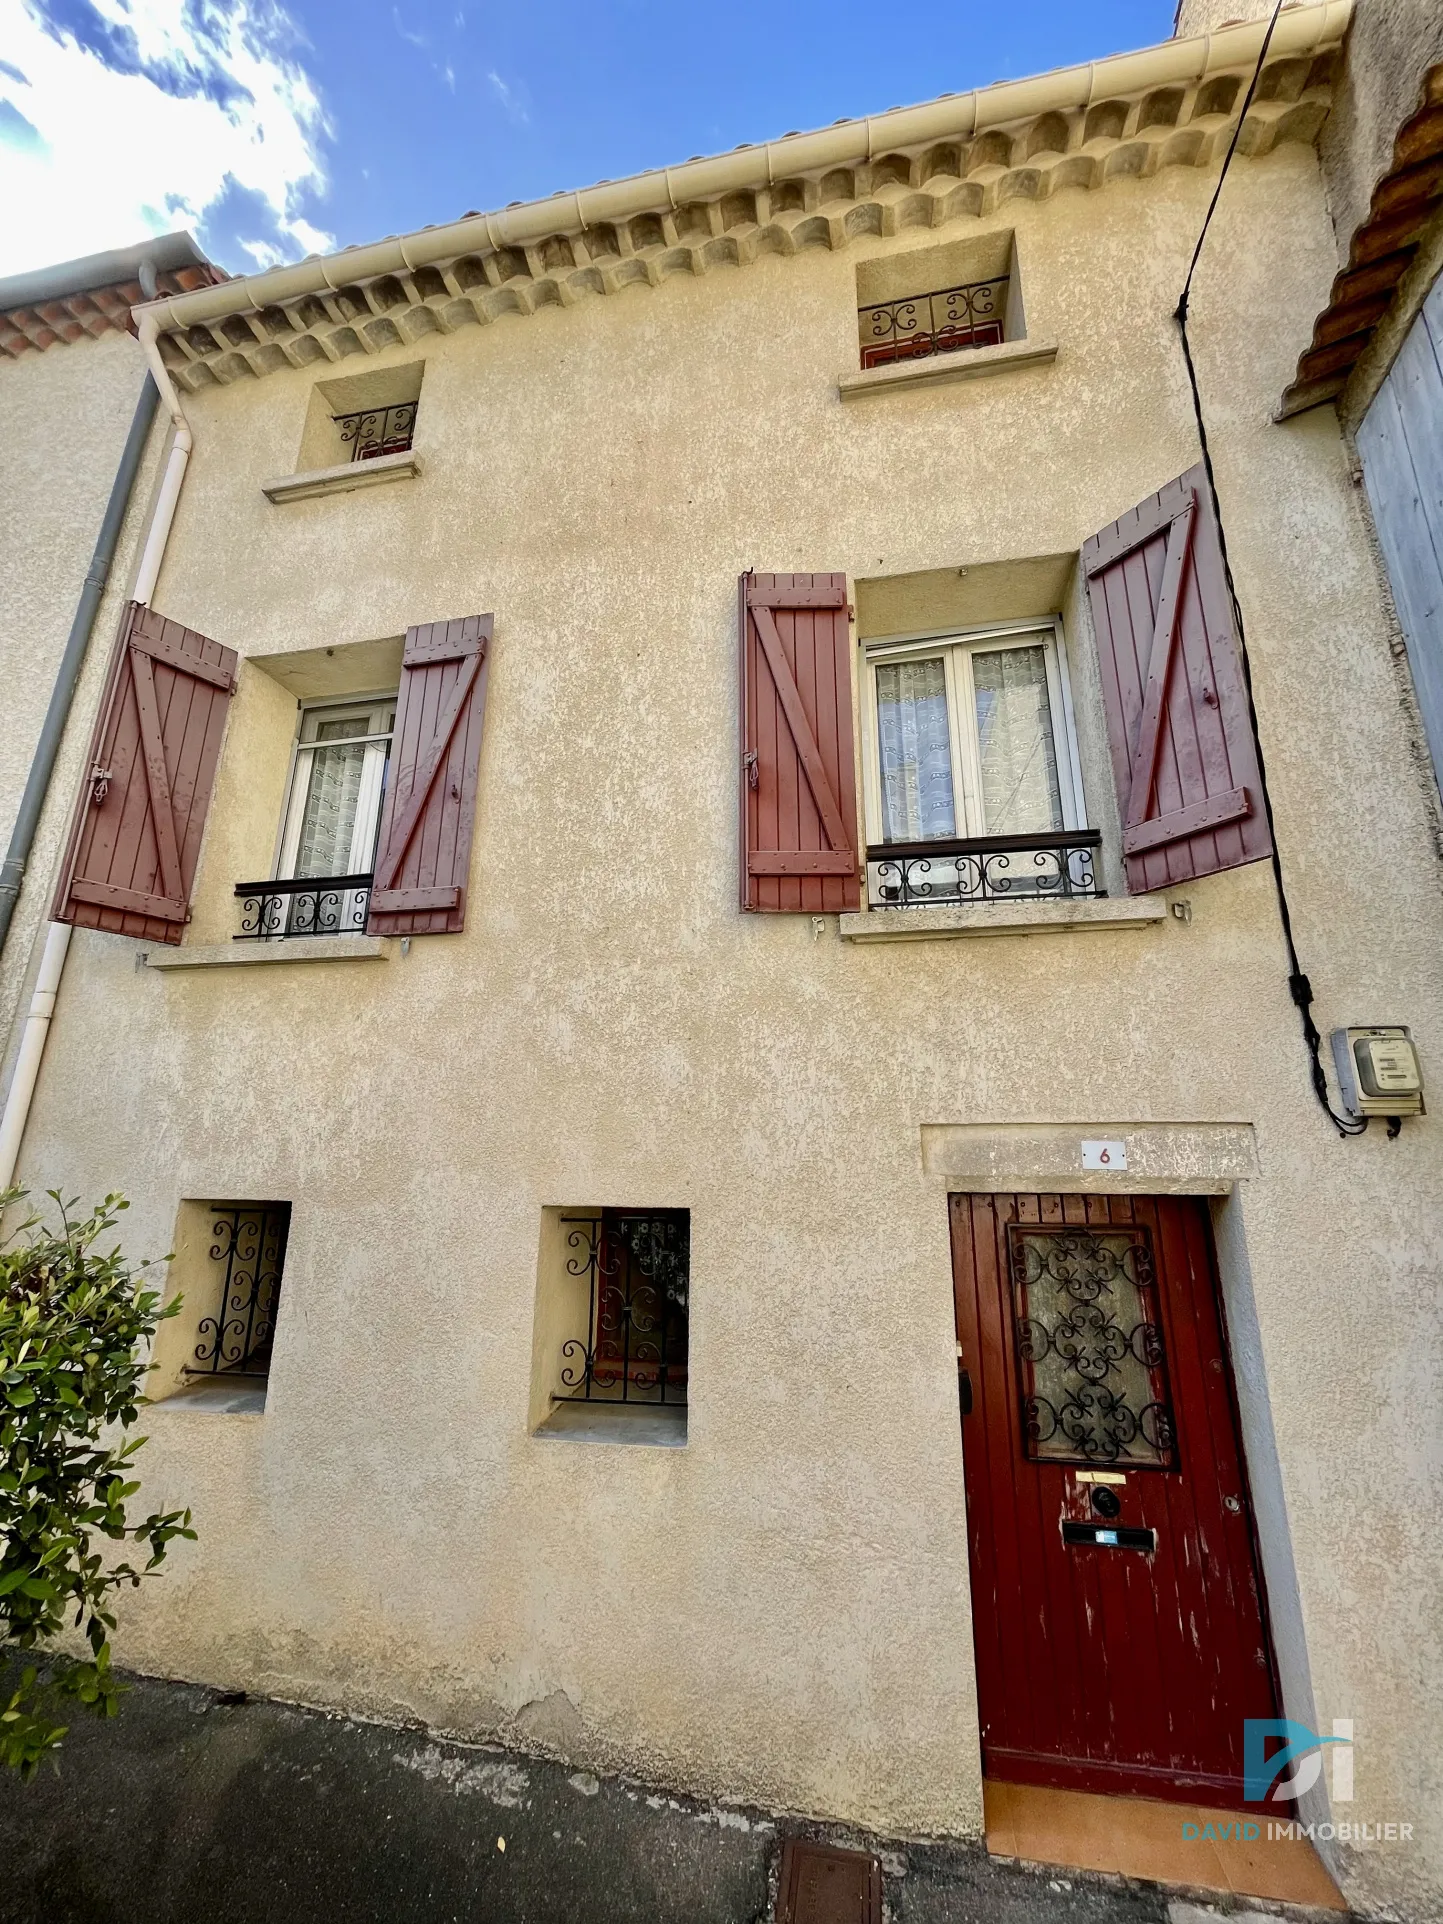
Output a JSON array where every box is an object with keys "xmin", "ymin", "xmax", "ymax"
[
  {"xmin": 134, "ymin": 1, "xmax": 1351, "ymax": 342},
  {"xmin": 0, "ymin": 267, "xmax": 191, "ymax": 1192}
]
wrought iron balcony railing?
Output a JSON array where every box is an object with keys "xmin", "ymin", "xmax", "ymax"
[
  {"xmin": 866, "ymin": 830, "xmax": 1103, "ymax": 908},
  {"xmin": 234, "ymin": 873, "xmax": 372, "ymax": 939},
  {"xmin": 859, "ymin": 275, "xmax": 1008, "ymax": 369},
  {"xmin": 334, "ymin": 401, "xmax": 416, "ymax": 461}
]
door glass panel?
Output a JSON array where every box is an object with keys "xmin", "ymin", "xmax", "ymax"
[
  {"xmin": 875, "ymin": 657, "xmax": 956, "ymax": 841},
  {"xmin": 1006, "ymin": 1224, "xmax": 1177, "ymax": 1468},
  {"xmin": 972, "ymin": 644, "xmax": 1064, "ymax": 835}
]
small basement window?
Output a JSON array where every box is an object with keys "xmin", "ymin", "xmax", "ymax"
[
  {"xmin": 149, "ymin": 1201, "xmax": 291, "ymax": 1413},
  {"xmin": 530, "ymin": 1209, "xmax": 689, "ymax": 1446},
  {"xmin": 856, "ymin": 231, "xmax": 1024, "ymax": 371}
]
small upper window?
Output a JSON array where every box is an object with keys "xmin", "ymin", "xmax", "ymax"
[
  {"xmin": 861, "ymin": 623, "xmax": 1098, "ymax": 907},
  {"xmin": 334, "ymin": 401, "xmax": 417, "ymax": 463},
  {"xmin": 859, "ymin": 275, "xmax": 1008, "ymax": 370},
  {"xmin": 855, "ymin": 232, "xmax": 1022, "ymax": 372},
  {"xmin": 294, "ymin": 361, "xmax": 424, "ymax": 474}
]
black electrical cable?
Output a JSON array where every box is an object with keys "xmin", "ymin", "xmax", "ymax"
[{"xmin": 1172, "ymin": 0, "xmax": 1367, "ymax": 1138}]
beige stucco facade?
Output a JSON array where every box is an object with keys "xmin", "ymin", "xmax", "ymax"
[{"xmin": 3, "ymin": 18, "xmax": 1442, "ymax": 1924}]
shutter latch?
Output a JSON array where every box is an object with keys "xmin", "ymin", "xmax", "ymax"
[
  {"xmin": 89, "ymin": 763, "xmax": 113, "ymax": 805},
  {"xmin": 743, "ymin": 750, "xmax": 759, "ymax": 790}
]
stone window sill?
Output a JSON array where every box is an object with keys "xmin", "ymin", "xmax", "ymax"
[
  {"xmin": 838, "ymin": 895, "xmax": 1167, "ymax": 943},
  {"xmin": 839, "ymin": 336, "xmax": 1057, "ymax": 401},
  {"xmin": 142, "ymin": 934, "xmax": 392, "ymax": 969},
  {"xmin": 838, "ymin": 336, "xmax": 1058, "ymax": 402},
  {"xmin": 261, "ymin": 449, "xmax": 420, "ymax": 503},
  {"xmin": 150, "ymin": 1377, "xmax": 267, "ymax": 1415},
  {"xmin": 533, "ymin": 1402, "xmax": 688, "ymax": 1448}
]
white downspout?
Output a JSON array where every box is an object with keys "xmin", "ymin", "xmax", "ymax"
[
  {"xmin": 0, "ymin": 275, "xmax": 191, "ymax": 1193},
  {"xmin": 131, "ymin": 306, "xmax": 192, "ymax": 606},
  {"xmin": 0, "ymin": 922, "xmax": 71, "ymax": 1190}
]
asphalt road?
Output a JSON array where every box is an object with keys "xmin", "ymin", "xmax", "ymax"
[{"xmin": 0, "ymin": 1672, "xmax": 1190, "ymax": 1924}]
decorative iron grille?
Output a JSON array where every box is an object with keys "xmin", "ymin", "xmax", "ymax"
[
  {"xmin": 858, "ymin": 276, "xmax": 1008, "ymax": 368},
  {"xmin": 189, "ymin": 1203, "xmax": 290, "ymax": 1378},
  {"xmin": 866, "ymin": 830, "xmax": 1102, "ymax": 908},
  {"xmin": 1007, "ymin": 1223, "xmax": 1177, "ymax": 1470},
  {"xmin": 234, "ymin": 873, "xmax": 372, "ymax": 939},
  {"xmin": 557, "ymin": 1211, "xmax": 689, "ymax": 1407},
  {"xmin": 334, "ymin": 402, "xmax": 416, "ymax": 461}
]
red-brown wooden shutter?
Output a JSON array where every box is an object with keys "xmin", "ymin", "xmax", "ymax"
[
  {"xmin": 1082, "ymin": 464, "xmax": 1272, "ymax": 894},
  {"xmin": 52, "ymin": 602, "xmax": 236, "ymax": 945},
  {"xmin": 739, "ymin": 572, "xmax": 860, "ymax": 912},
  {"xmin": 365, "ymin": 613, "xmax": 492, "ymax": 937}
]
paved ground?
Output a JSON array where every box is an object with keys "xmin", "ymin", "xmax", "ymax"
[{"xmin": 0, "ymin": 1671, "xmax": 1303, "ymax": 1924}]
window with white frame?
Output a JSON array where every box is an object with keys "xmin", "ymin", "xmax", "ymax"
[
  {"xmin": 860, "ymin": 622, "xmax": 1100, "ymax": 907},
  {"xmin": 280, "ymin": 699, "xmax": 395, "ymax": 879},
  {"xmin": 237, "ymin": 696, "xmax": 396, "ymax": 939}
]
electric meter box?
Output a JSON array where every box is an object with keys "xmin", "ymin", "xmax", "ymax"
[{"xmin": 1331, "ymin": 1026, "xmax": 1425, "ymax": 1119}]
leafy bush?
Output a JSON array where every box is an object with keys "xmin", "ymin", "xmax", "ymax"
[{"xmin": 0, "ymin": 1190, "xmax": 193, "ymax": 1776}]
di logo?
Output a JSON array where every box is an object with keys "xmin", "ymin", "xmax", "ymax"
[{"xmin": 1244, "ymin": 1719, "xmax": 1354, "ymax": 1804}]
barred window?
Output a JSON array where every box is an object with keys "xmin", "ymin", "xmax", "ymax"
[{"xmin": 531, "ymin": 1209, "xmax": 690, "ymax": 1447}]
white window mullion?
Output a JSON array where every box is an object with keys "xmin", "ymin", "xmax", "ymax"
[
  {"xmin": 1048, "ymin": 617, "xmax": 1087, "ymax": 832},
  {"xmin": 276, "ymin": 746, "xmax": 314, "ymax": 879},
  {"xmin": 860, "ymin": 657, "xmax": 885, "ymax": 849},
  {"xmin": 950, "ymin": 647, "xmax": 987, "ymax": 837}
]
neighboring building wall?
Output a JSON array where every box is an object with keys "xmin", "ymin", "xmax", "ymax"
[
  {"xmin": 1319, "ymin": 0, "xmax": 1443, "ymax": 254},
  {"xmin": 1357, "ymin": 278, "xmax": 1443, "ymax": 796},
  {"xmin": 9, "ymin": 149, "xmax": 1443, "ymax": 1924},
  {"xmin": 0, "ymin": 328, "xmax": 169, "ymax": 1073}
]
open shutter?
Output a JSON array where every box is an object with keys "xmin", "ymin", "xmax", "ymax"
[
  {"xmin": 365, "ymin": 614, "xmax": 492, "ymax": 937},
  {"xmin": 53, "ymin": 602, "xmax": 236, "ymax": 945},
  {"xmin": 740, "ymin": 572, "xmax": 860, "ymax": 913},
  {"xmin": 1082, "ymin": 464, "xmax": 1272, "ymax": 894}
]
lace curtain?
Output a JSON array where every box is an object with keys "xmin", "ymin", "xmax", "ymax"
[
  {"xmin": 293, "ymin": 718, "xmax": 370, "ymax": 878},
  {"xmin": 972, "ymin": 645, "xmax": 1064, "ymax": 835},
  {"xmin": 876, "ymin": 657, "xmax": 957, "ymax": 841}
]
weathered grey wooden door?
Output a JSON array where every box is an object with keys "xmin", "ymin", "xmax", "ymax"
[{"xmin": 1358, "ymin": 272, "xmax": 1443, "ymax": 796}]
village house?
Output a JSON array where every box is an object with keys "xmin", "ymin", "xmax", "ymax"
[{"xmin": 1, "ymin": 0, "xmax": 1441, "ymax": 1917}]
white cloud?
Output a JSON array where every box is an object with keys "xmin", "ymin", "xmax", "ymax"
[
  {"xmin": 486, "ymin": 68, "xmax": 527, "ymax": 126},
  {"xmin": 0, "ymin": 0, "xmax": 332, "ymax": 276}
]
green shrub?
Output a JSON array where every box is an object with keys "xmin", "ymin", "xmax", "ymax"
[{"xmin": 0, "ymin": 1189, "xmax": 193, "ymax": 1777}]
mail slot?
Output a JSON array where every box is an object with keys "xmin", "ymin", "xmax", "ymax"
[{"xmin": 1062, "ymin": 1522, "xmax": 1156, "ymax": 1552}]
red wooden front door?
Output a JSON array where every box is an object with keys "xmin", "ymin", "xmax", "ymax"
[{"xmin": 950, "ymin": 1193, "xmax": 1278, "ymax": 1807}]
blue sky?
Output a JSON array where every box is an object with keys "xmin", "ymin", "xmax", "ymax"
[{"xmin": 0, "ymin": 0, "xmax": 1174, "ymax": 279}]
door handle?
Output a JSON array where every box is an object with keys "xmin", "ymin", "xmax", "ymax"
[{"xmin": 958, "ymin": 1368, "xmax": 973, "ymax": 1419}]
